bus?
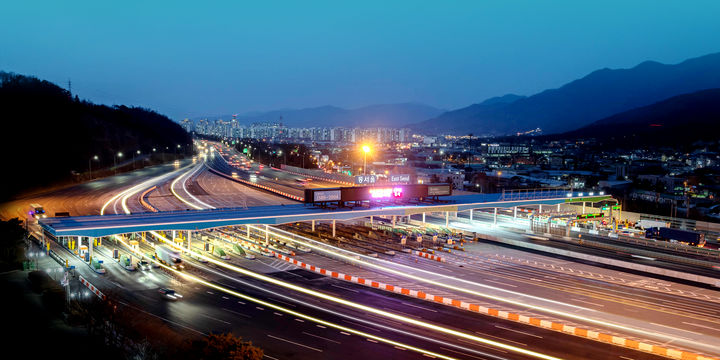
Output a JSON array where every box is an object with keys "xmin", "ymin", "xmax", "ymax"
[{"xmin": 29, "ymin": 204, "xmax": 46, "ymax": 219}]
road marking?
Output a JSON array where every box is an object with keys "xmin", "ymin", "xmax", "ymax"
[
  {"xmin": 401, "ymin": 301, "xmax": 438, "ymax": 312},
  {"xmin": 256, "ymin": 306, "xmax": 264, "ymax": 310},
  {"xmin": 263, "ymin": 355, "xmax": 280, "ymax": 360},
  {"xmin": 271, "ymin": 298, "xmax": 297, "ymax": 307},
  {"xmin": 200, "ymin": 313, "xmax": 231, "ymax": 324},
  {"xmin": 475, "ymin": 331, "xmax": 527, "ymax": 346},
  {"xmin": 237, "ymin": 300, "xmax": 246, "ymax": 305},
  {"xmin": 221, "ymin": 307, "xmax": 251, "ymax": 318},
  {"xmin": 494, "ymin": 325, "xmax": 543, "ymax": 338},
  {"xmin": 302, "ymin": 331, "xmax": 341, "ymax": 344},
  {"xmin": 267, "ymin": 334, "xmax": 323, "ymax": 352},
  {"xmin": 330, "ymin": 283, "xmax": 359, "ymax": 293},
  {"xmin": 295, "ymin": 318, "xmax": 305, "ymax": 323},
  {"xmin": 681, "ymin": 322, "xmax": 720, "ymax": 332},
  {"xmin": 619, "ymin": 356, "xmax": 635, "ymax": 360},
  {"xmin": 206, "ymin": 291, "xmax": 214, "ymax": 295},
  {"xmin": 456, "ymin": 338, "xmax": 508, "ymax": 353},
  {"xmin": 222, "ymin": 296, "xmax": 230, "ymax": 299},
  {"xmin": 273, "ymin": 312, "xmax": 283, "ymax": 316},
  {"xmin": 570, "ymin": 298, "xmax": 605, "ymax": 307},
  {"xmin": 316, "ymin": 324, "xmax": 327, "ymax": 329},
  {"xmin": 439, "ymin": 347, "xmax": 488, "ymax": 360},
  {"xmin": 340, "ymin": 331, "xmax": 351, "ymax": 336},
  {"xmin": 484, "ymin": 279, "xmax": 517, "ymax": 287}
]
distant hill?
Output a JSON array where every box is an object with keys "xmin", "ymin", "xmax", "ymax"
[
  {"xmin": 552, "ymin": 88, "xmax": 720, "ymax": 147},
  {"xmin": 0, "ymin": 71, "xmax": 192, "ymax": 200},
  {"xmin": 196, "ymin": 103, "xmax": 445, "ymax": 128},
  {"xmin": 412, "ymin": 52, "xmax": 720, "ymax": 135}
]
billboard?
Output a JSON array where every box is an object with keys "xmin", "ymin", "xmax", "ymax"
[
  {"xmin": 428, "ymin": 184, "xmax": 452, "ymax": 196},
  {"xmin": 313, "ymin": 190, "xmax": 341, "ymax": 202},
  {"xmin": 355, "ymin": 175, "xmax": 377, "ymax": 185}
]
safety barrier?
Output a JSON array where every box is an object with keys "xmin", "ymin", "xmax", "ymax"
[
  {"xmin": 79, "ymin": 275, "xmax": 106, "ymax": 300},
  {"xmin": 206, "ymin": 166, "xmax": 304, "ymax": 202},
  {"xmin": 272, "ymin": 252, "xmax": 718, "ymax": 360},
  {"xmin": 414, "ymin": 250, "xmax": 446, "ymax": 262},
  {"xmin": 278, "ymin": 166, "xmax": 355, "ymax": 186}
]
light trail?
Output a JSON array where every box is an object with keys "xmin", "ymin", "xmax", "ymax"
[
  {"xmin": 170, "ymin": 163, "xmax": 215, "ymax": 210},
  {"xmin": 100, "ymin": 164, "xmax": 191, "ymax": 215},
  {"xmin": 112, "ymin": 235, "xmax": 466, "ymax": 360},
  {"xmin": 149, "ymin": 231, "xmax": 561, "ymax": 360},
  {"xmin": 256, "ymin": 225, "xmax": 687, "ymax": 343}
]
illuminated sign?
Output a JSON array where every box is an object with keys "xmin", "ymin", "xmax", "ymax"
[
  {"xmin": 369, "ymin": 187, "xmax": 403, "ymax": 199},
  {"xmin": 314, "ymin": 190, "xmax": 341, "ymax": 202},
  {"xmin": 577, "ymin": 213, "xmax": 604, "ymax": 219},
  {"xmin": 355, "ymin": 175, "xmax": 377, "ymax": 184},
  {"xmin": 389, "ymin": 174, "xmax": 410, "ymax": 183}
]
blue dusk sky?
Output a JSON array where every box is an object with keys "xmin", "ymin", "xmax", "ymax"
[{"xmin": 2, "ymin": 1, "xmax": 719, "ymax": 119}]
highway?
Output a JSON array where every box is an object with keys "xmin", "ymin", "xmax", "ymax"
[{"xmin": 21, "ymin": 142, "xmax": 720, "ymax": 359}]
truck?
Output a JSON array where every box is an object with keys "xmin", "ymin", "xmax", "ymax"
[
  {"xmin": 645, "ymin": 227, "xmax": 706, "ymax": 246},
  {"xmin": 155, "ymin": 245, "xmax": 184, "ymax": 269},
  {"xmin": 636, "ymin": 219, "xmax": 669, "ymax": 230}
]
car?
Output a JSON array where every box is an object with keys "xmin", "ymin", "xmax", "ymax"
[
  {"xmin": 159, "ymin": 288, "xmax": 183, "ymax": 300},
  {"xmin": 138, "ymin": 260, "xmax": 151, "ymax": 271},
  {"xmin": 244, "ymin": 253, "xmax": 256, "ymax": 260}
]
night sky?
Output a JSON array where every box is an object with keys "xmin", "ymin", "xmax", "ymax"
[{"xmin": 2, "ymin": 1, "xmax": 719, "ymax": 119}]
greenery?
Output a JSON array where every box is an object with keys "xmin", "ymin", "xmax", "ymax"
[
  {"xmin": 0, "ymin": 218, "xmax": 26, "ymax": 271},
  {"xmin": 0, "ymin": 71, "xmax": 193, "ymax": 201}
]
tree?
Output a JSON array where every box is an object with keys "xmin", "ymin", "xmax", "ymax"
[
  {"xmin": 188, "ymin": 332, "xmax": 263, "ymax": 360},
  {"xmin": 0, "ymin": 218, "xmax": 27, "ymax": 271}
]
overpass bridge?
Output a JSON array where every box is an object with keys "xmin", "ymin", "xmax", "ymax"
[{"xmin": 40, "ymin": 190, "xmax": 611, "ymax": 238}]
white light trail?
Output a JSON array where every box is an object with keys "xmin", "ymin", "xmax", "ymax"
[{"xmin": 149, "ymin": 231, "xmax": 561, "ymax": 360}]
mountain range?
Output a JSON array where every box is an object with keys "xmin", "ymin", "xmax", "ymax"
[
  {"xmin": 549, "ymin": 88, "xmax": 720, "ymax": 148},
  {"xmin": 196, "ymin": 103, "xmax": 445, "ymax": 128},
  {"xmin": 411, "ymin": 52, "xmax": 720, "ymax": 135}
]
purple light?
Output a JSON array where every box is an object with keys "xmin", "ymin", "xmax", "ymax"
[{"xmin": 369, "ymin": 187, "xmax": 403, "ymax": 199}]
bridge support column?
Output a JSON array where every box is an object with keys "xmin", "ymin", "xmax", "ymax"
[
  {"xmin": 265, "ymin": 225, "xmax": 269, "ymax": 244},
  {"xmin": 513, "ymin": 206, "xmax": 517, "ymax": 220},
  {"xmin": 141, "ymin": 231, "xmax": 146, "ymax": 243},
  {"xmin": 493, "ymin": 208, "xmax": 498, "ymax": 225},
  {"xmin": 89, "ymin": 237, "xmax": 93, "ymax": 261},
  {"xmin": 370, "ymin": 216, "xmax": 373, "ymax": 225},
  {"xmin": 246, "ymin": 225, "xmax": 250, "ymax": 238},
  {"xmin": 172, "ymin": 230, "xmax": 176, "ymax": 241},
  {"xmin": 187, "ymin": 230, "xmax": 192, "ymax": 250},
  {"xmin": 566, "ymin": 223, "xmax": 571, "ymax": 237},
  {"xmin": 539, "ymin": 204, "xmax": 543, "ymax": 214},
  {"xmin": 77, "ymin": 236, "xmax": 82, "ymax": 255},
  {"xmin": 392, "ymin": 216, "xmax": 396, "ymax": 229},
  {"xmin": 557, "ymin": 203, "xmax": 561, "ymax": 212},
  {"xmin": 445, "ymin": 212, "xmax": 449, "ymax": 227},
  {"xmin": 311, "ymin": 220, "xmax": 315, "ymax": 232},
  {"xmin": 469, "ymin": 209, "xmax": 473, "ymax": 221},
  {"xmin": 332, "ymin": 220, "xmax": 336, "ymax": 238},
  {"xmin": 582, "ymin": 202, "xmax": 586, "ymax": 214}
]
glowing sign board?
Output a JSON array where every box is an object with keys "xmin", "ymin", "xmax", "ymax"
[
  {"xmin": 369, "ymin": 187, "xmax": 403, "ymax": 199},
  {"xmin": 313, "ymin": 190, "xmax": 341, "ymax": 202}
]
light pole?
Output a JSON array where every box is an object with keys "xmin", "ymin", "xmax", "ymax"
[
  {"xmin": 114, "ymin": 152, "xmax": 123, "ymax": 175},
  {"xmin": 362, "ymin": 145, "xmax": 370, "ymax": 176},
  {"xmin": 89, "ymin": 155, "xmax": 98, "ymax": 179}
]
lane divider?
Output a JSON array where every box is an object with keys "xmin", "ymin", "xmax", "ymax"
[
  {"xmin": 206, "ymin": 166, "xmax": 304, "ymax": 202},
  {"xmin": 415, "ymin": 250, "xmax": 446, "ymax": 262},
  {"xmin": 139, "ymin": 186, "xmax": 158, "ymax": 212},
  {"xmin": 272, "ymin": 253, "xmax": 718, "ymax": 360},
  {"xmin": 79, "ymin": 275, "xmax": 106, "ymax": 300},
  {"xmin": 276, "ymin": 167, "xmax": 354, "ymax": 186}
]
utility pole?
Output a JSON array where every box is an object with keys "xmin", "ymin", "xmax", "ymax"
[{"xmin": 68, "ymin": 79, "xmax": 72, "ymax": 96}]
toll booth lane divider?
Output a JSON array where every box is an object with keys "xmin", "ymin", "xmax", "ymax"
[
  {"xmin": 140, "ymin": 186, "xmax": 159, "ymax": 212},
  {"xmin": 271, "ymin": 252, "xmax": 718, "ymax": 360},
  {"xmin": 79, "ymin": 275, "xmax": 106, "ymax": 300},
  {"xmin": 414, "ymin": 250, "xmax": 446, "ymax": 262}
]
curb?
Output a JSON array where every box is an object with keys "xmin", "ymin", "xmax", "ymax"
[{"xmin": 273, "ymin": 253, "xmax": 718, "ymax": 360}]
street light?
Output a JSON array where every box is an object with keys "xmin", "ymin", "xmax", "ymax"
[
  {"xmin": 362, "ymin": 145, "xmax": 371, "ymax": 176},
  {"xmin": 89, "ymin": 155, "xmax": 99, "ymax": 179},
  {"xmin": 114, "ymin": 152, "xmax": 123, "ymax": 175}
]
